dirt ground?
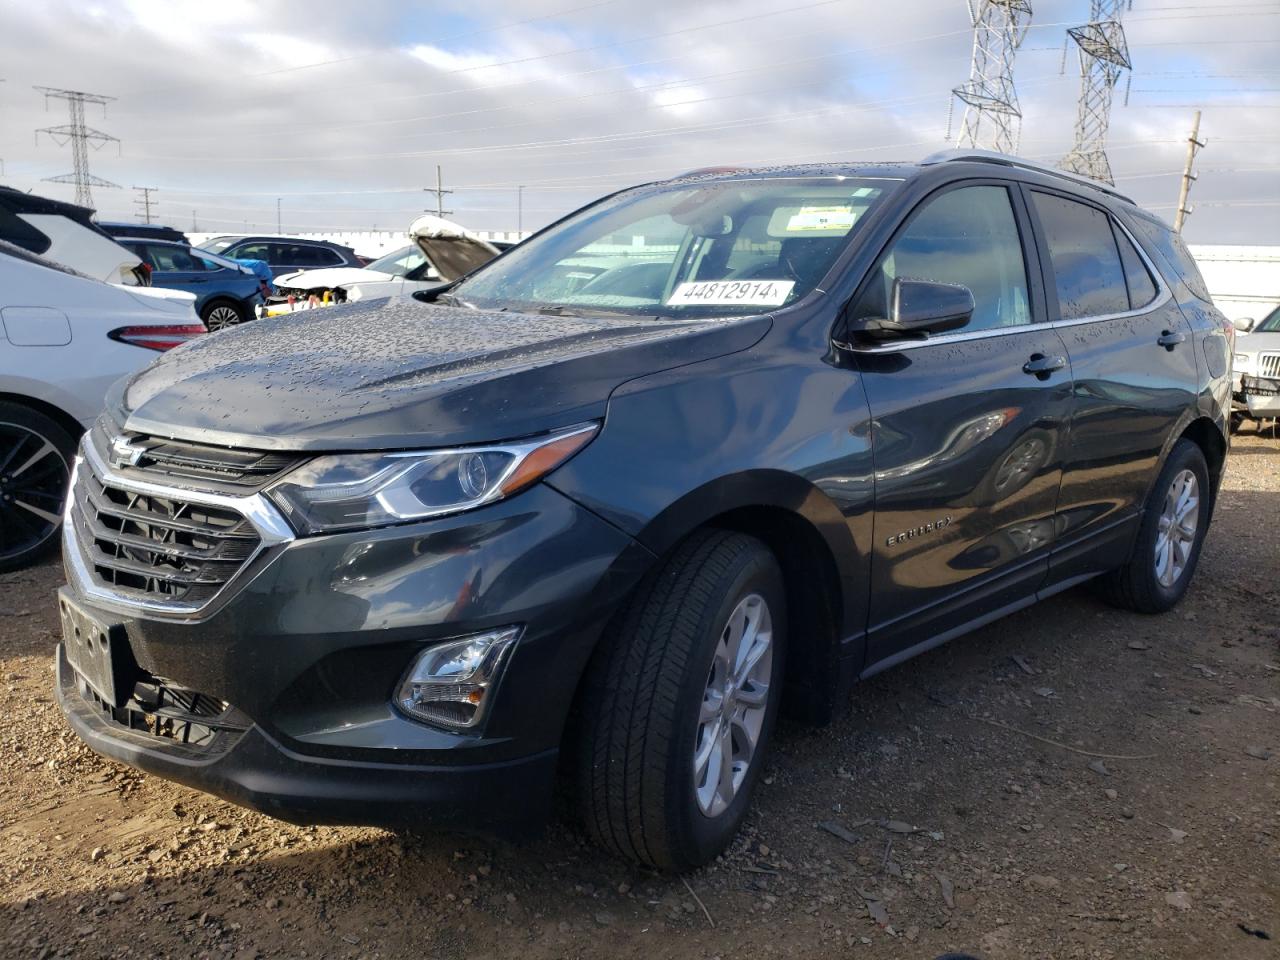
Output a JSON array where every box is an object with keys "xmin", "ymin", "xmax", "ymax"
[{"xmin": 1, "ymin": 432, "xmax": 1277, "ymax": 960}]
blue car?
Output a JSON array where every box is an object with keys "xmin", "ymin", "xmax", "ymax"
[{"xmin": 118, "ymin": 239, "xmax": 269, "ymax": 330}]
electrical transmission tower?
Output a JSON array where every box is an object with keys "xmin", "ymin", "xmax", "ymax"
[
  {"xmin": 1059, "ymin": 0, "xmax": 1131, "ymax": 185},
  {"xmin": 949, "ymin": 0, "xmax": 1034, "ymax": 154},
  {"xmin": 34, "ymin": 86, "xmax": 120, "ymax": 208}
]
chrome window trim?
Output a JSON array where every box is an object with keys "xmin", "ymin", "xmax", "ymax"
[
  {"xmin": 842, "ymin": 204, "xmax": 1172, "ymax": 355},
  {"xmin": 63, "ymin": 436, "xmax": 295, "ymax": 618}
]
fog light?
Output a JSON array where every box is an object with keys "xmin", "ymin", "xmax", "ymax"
[{"xmin": 395, "ymin": 627, "xmax": 520, "ymax": 730}]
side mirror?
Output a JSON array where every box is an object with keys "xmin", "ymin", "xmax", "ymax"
[
  {"xmin": 1233, "ymin": 317, "xmax": 1255, "ymax": 334},
  {"xmin": 855, "ymin": 278, "xmax": 974, "ymax": 341}
]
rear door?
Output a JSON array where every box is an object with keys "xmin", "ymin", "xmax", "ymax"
[
  {"xmin": 1024, "ymin": 187, "xmax": 1200, "ymax": 589},
  {"xmin": 849, "ymin": 180, "xmax": 1074, "ymax": 667}
]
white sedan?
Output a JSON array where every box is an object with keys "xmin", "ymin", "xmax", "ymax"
[{"xmin": 0, "ymin": 240, "xmax": 205, "ymax": 571}]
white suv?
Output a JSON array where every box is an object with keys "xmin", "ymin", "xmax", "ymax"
[
  {"xmin": 1231, "ymin": 305, "xmax": 1280, "ymax": 430},
  {"xmin": 0, "ymin": 241, "xmax": 205, "ymax": 571}
]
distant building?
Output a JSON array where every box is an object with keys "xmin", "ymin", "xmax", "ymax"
[{"xmin": 1189, "ymin": 245, "xmax": 1280, "ymax": 325}]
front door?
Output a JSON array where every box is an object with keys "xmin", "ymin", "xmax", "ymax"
[
  {"xmin": 848, "ymin": 181, "xmax": 1074, "ymax": 667},
  {"xmin": 1024, "ymin": 188, "xmax": 1202, "ymax": 588}
]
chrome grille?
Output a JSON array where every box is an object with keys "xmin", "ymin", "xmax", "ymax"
[
  {"xmin": 89, "ymin": 419, "xmax": 299, "ymax": 492},
  {"xmin": 70, "ymin": 464, "xmax": 261, "ymax": 606},
  {"xmin": 1259, "ymin": 353, "xmax": 1280, "ymax": 380}
]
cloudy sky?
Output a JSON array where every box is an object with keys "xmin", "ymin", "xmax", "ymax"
[{"xmin": 0, "ymin": 0, "xmax": 1276, "ymax": 242}]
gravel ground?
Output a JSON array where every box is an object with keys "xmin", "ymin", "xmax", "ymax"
[{"xmin": 2, "ymin": 431, "xmax": 1277, "ymax": 960}]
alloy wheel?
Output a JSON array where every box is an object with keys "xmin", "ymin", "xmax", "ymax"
[
  {"xmin": 1155, "ymin": 468, "xmax": 1199, "ymax": 588},
  {"xmin": 0, "ymin": 422, "xmax": 70, "ymax": 563},
  {"xmin": 693, "ymin": 592, "xmax": 774, "ymax": 818},
  {"xmin": 204, "ymin": 304, "xmax": 243, "ymax": 330}
]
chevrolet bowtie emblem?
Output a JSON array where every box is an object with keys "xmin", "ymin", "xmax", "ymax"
[{"xmin": 109, "ymin": 436, "xmax": 146, "ymax": 469}]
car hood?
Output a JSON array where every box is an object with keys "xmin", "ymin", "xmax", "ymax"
[
  {"xmin": 274, "ymin": 266, "xmax": 393, "ymax": 289},
  {"xmin": 112, "ymin": 298, "xmax": 770, "ymax": 451},
  {"xmin": 408, "ymin": 214, "xmax": 499, "ymax": 281},
  {"xmin": 1239, "ymin": 331, "xmax": 1280, "ymax": 352}
]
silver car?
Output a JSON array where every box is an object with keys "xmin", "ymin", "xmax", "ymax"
[{"xmin": 1232, "ymin": 305, "xmax": 1280, "ymax": 430}]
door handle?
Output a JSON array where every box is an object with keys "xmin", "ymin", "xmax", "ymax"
[
  {"xmin": 1023, "ymin": 354, "xmax": 1067, "ymax": 379},
  {"xmin": 1157, "ymin": 330, "xmax": 1186, "ymax": 350}
]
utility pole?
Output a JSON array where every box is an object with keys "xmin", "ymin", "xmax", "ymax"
[
  {"xmin": 424, "ymin": 164, "xmax": 452, "ymax": 218},
  {"xmin": 948, "ymin": 0, "xmax": 1034, "ymax": 154},
  {"xmin": 33, "ymin": 86, "xmax": 120, "ymax": 207},
  {"xmin": 276, "ymin": 197, "xmax": 282, "ymax": 234},
  {"xmin": 133, "ymin": 185, "xmax": 157, "ymax": 224},
  {"xmin": 1059, "ymin": 0, "xmax": 1131, "ymax": 186},
  {"xmin": 1174, "ymin": 110, "xmax": 1205, "ymax": 234},
  {"xmin": 192, "ymin": 209, "xmax": 198, "ymax": 232},
  {"xmin": 517, "ymin": 185, "xmax": 524, "ymax": 234}
]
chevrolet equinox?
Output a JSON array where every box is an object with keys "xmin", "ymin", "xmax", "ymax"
[{"xmin": 56, "ymin": 151, "xmax": 1233, "ymax": 870}]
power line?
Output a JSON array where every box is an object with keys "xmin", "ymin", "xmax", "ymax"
[{"xmin": 33, "ymin": 86, "xmax": 120, "ymax": 207}]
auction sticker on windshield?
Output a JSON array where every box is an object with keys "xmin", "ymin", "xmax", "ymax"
[{"xmin": 666, "ymin": 280, "xmax": 795, "ymax": 306}]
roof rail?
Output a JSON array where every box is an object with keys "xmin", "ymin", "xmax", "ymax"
[{"xmin": 919, "ymin": 148, "xmax": 1135, "ymax": 204}]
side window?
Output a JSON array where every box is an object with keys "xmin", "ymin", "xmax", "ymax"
[
  {"xmin": 856, "ymin": 184, "xmax": 1031, "ymax": 332},
  {"xmin": 150, "ymin": 245, "xmax": 207, "ymax": 272},
  {"xmin": 0, "ymin": 208, "xmax": 52, "ymax": 255},
  {"xmin": 1127, "ymin": 213, "xmax": 1212, "ymax": 303},
  {"xmin": 1031, "ymin": 192, "xmax": 1129, "ymax": 320},
  {"xmin": 309, "ymin": 246, "xmax": 344, "ymax": 266},
  {"xmin": 1113, "ymin": 226, "xmax": 1157, "ymax": 309},
  {"xmin": 232, "ymin": 243, "xmax": 272, "ymax": 262}
]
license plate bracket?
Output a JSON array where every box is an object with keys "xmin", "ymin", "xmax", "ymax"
[{"xmin": 59, "ymin": 588, "xmax": 138, "ymax": 709}]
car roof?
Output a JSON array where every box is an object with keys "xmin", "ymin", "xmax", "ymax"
[
  {"xmin": 117, "ymin": 237, "xmax": 188, "ymax": 247},
  {"xmin": 214, "ymin": 235, "xmax": 354, "ymax": 249},
  {"xmin": 650, "ymin": 150, "xmax": 1136, "ymax": 209}
]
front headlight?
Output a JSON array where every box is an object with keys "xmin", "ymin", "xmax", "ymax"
[{"xmin": 268, "ymin": 422, "xmax": 598, "ymax": 535}]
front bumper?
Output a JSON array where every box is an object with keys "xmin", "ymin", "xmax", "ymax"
[
  {"xmin": 56, "ymin": 481, "xmax": 653, "ymax": 833},
  {"xmin": 1233, "ymin": 375, "xmax": 1280, "ymax": 418}
]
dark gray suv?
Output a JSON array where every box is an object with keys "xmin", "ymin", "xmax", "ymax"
[{"xmin": 55, "ymin": 151, "xmax": 1233, "ymax": 871}]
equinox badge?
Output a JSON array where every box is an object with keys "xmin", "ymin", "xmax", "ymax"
[{"xmin": 886, "ymin": 516, "xmax": 953, "ymax": 547}]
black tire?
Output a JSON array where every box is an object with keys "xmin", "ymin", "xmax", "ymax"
[
  {"xmin": 576, "ymin": 529, "xmax": 787, "ymax": 871},
  {"xmin": 1100, "ymin": 439, "xmax": 1210, "ymax": 614},
  {"xmin": 1229, "ymin": 411, "xmax": 1245, "ymax": 434},
  {"xmin": 201, "ymin": 299, "xmax": 247, "ymax": 331},
  {"xmin": 0, "ymin": 401, "xmax": 77, "ymax": 572}
]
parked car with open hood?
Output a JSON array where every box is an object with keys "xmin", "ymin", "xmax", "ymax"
[
  {"xmin": 1230, "ymin": 304, "xmax": 1280, "ymax": 430},
  {"xmin": 273, "ymin": 215, "xmax": 501, "ymax": 303},
  {"xmin": 0, "ymin": 239, "xmax": 205, "ymax": 571},
  {"xmin": 117, "ymin": 238, "xmax": 270, "ymax": 330},
  {"xmin": 0, "ymin": 186, "xmax": 149, "ymax": 286},
  {"xmin": 54, "ymin": 151, "xmax": 1232, "ymax": 871}
]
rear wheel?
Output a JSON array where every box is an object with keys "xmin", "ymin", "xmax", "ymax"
[
  {"xmin": 0, "ymin": 402, "xmax": 76, "ymax": 572},
  {"xmin": 576, "ymin": 530, "xmax": 786, "ymax": 871},
  {"xmin": 201, "ymin": 300, "xmax": 246, "ymax": 331},
  {"xmin": 1100, "ymin": 439, "xmax": 1210, "ymax": 613}
]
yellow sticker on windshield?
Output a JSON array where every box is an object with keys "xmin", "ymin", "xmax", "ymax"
[{"xmin": 785, "ymin": 205, "xmax": 858, "ymax": 233}]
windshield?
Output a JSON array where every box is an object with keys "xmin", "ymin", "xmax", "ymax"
[
  {"xmin": 201, "ymin": 236, "xmax": 237, "ymax": 254},
  {"xmin": 366, "ymin": 244, "xmax": 430, "ymax": 276},
  {"xmin": 1255, "ymin": 305, "xmax": 1280, "ymax": 333},
  {"xmin": 453, "ymin": 177, "xmax": 896, "ymax": 318}
]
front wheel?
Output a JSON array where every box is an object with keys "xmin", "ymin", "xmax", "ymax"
[
  {"xmin": 1100, "ymin": 439, "xmax": 1211, "ymax": 613},
  {"xmin": 576, "ymin": 530, "xmax": 786, "ymax": 871}
]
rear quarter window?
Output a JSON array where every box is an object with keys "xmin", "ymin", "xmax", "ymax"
[
  {"xmin": 0, "ymin": 208, "xmax": 52, "ymax": 255},
  {"xmin": 1125, "ymin": 212, "xmax": 1213, "ymax": 303}
]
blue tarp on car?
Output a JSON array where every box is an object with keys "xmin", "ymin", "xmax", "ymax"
[{"xmin": 233, "ymin": 258, "xmax": 276, "ymax": 294}]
